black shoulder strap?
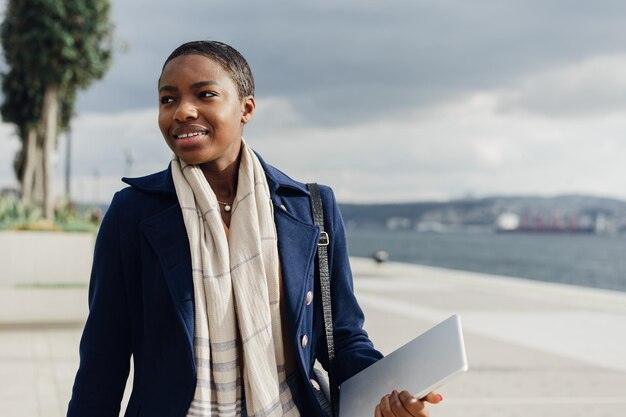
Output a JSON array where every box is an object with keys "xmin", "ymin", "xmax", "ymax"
[{"xmin": 307, "ymin": 183, "xmax": 340, "ymax": 417}]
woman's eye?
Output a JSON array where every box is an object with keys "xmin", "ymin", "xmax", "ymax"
[
  {"xmin": 199, "ymin": 91, "xmax": 217, "ymax": 99},
  {"xmin": 160, "ymin": 96, "xmax": 175, "ymax": 104}
]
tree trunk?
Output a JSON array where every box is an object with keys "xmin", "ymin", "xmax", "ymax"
[
  {"xmin": 34, "ymin": 140, "xmax": 44, "ymax": 206},
  {"xmin": 41, "ymin": 85, "xmax": 59, "ymax": 220},
  {"xmin": 20, "ymin": 127, "xmax": 38, "ymax": 205}
]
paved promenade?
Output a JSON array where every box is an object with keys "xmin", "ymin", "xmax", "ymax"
[{"xmin": 2, "ymin": 257, "xmax": 626, "ymax": 416}]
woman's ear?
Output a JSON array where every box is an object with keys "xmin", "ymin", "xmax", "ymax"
[{"xmin": 241, "ymin": 96, "xmax": 256, "ymax": 125}]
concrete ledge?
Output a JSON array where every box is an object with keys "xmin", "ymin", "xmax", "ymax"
[
  {"xmin": 0, "ymin": 231, "xmax": 94, "ymax": 285},
  {"xmin": 0, "ymin": 287, "xmax": 88, "ymax": 326}
]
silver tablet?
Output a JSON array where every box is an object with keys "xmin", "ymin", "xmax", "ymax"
[{"xmin": 339, "ymin": 314, "xmax": 468, "ymax": 417}]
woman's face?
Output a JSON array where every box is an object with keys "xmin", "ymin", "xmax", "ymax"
[{"xmin": 158, "ymin": 54, "xmax": 254, "ymax": 168}]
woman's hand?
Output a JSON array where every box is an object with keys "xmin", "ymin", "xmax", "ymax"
[{"xmin": 374, "ymin": 390, "xmax": 442, "ymax": 417}]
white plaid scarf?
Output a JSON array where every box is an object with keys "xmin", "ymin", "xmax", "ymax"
[{"xmin": 172, "ymin": 142, "xmax": 300, "ymax": 417}]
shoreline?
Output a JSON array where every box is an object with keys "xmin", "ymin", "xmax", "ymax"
[
  {"xmin": 350, "ymin": 255, "xmax": 626, "ymax": 368},
  {"xmin": 350, "ymin": 255, "xmax": 626, "ymax": 303}
]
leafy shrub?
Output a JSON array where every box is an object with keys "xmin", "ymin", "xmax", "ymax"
[
  {"xmin": 0, "ymin": 193, "xmax": 41, "ymax": 229},
  {"xmin": 0, "ymin": 194, "xmax": 100, "ymax": 233}
]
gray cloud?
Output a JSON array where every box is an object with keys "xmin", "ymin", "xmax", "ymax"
[
  {"xmin": 495, "ymin": 54, "xmax": 626, "ymax": 117},
  {"xmin": 73, "ymin": 0, "xmax": 626, "ymax": 124}
]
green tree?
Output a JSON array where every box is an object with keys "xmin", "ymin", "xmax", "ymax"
[{"xmin": 1, "ymin": 0, "xmax": 113, "ymax": 219}]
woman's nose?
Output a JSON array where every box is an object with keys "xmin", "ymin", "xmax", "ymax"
[{"xmin": 174, "ymin": 101, "xmax": 198, "ymax": 122}]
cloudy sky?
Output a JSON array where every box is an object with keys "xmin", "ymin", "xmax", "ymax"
[{"xmin": 1, "ymin": 0, "xmax": 626, "ymax": 203}]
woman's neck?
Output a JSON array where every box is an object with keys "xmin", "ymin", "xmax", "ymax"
[{"xmin": 200, "ymin": 154, "xmax": 240, "ymax": 203}]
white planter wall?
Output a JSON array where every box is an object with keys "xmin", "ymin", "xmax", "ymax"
[{"xmin": 0, "ymin": 231, "xmax": 95, "ymax": 285}]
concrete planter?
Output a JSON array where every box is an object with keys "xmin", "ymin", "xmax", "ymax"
[{"xmin": 0, "ymin": 230, "xmax": 95, "ymax": 286}]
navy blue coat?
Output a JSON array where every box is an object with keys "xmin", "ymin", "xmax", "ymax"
[{"xmin": 67, "ymin": 155, "xmax": 382, "ymax": 417}]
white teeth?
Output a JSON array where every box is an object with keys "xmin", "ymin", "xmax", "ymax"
[{"xmin": 177, "ymin": 131, "xmax": 206, "ymax": 139}]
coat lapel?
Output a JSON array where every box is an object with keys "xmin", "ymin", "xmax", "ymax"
[
  {"xmin": 274, "ymin": 205, "xmax": 319, "ymax": 335},
  {"xmin": 140, "ymin": 203, "xmax": 195, "ymax": 347}
]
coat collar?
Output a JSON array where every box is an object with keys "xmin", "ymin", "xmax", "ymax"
[{"xmin": 121, "ymin": 152, "xmax": 310, "ymax": 198}]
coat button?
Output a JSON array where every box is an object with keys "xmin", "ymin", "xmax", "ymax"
[
  {"xmin": 301, "ymin": 335, "xmax": 308, "ymax": 349},
  {"xmin": 305, "ymin": 291, "xmax": 313, "ymax": 305}
]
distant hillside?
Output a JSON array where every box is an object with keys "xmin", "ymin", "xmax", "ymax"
[{"xmin": 338, "ymin": 195, "xmax": 626, "ymax": 234}]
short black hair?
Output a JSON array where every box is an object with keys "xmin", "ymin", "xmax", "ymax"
[{"xmin": 162, "ymin": 40, "xmax": 254, "ymax": 99}]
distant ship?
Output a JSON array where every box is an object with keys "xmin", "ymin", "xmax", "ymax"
[{"xmin": 494, "ymin": 212, "xmax": 596, "ymax": 234}]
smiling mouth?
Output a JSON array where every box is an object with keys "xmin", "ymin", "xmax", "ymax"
[{"xmin": 173, "ymin": 130, "xmax": 208, "ymax": 139}]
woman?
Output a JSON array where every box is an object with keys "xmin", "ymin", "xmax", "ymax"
[{"xmin": 67, "ymin": 40, "xmax": 441, "ymax": 417}]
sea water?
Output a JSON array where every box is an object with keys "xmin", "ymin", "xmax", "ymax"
[{"xmin": 346, "ymin": 229, "xmax": 626, "ymax": 292}]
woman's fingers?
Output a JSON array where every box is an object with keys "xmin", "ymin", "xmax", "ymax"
[
  {"xmin": 377, "ymin": 393, "xmax": 392, "ymax": 417},
  {"xmin": 377, "ymin": 391, "xmax": 417, "ymax": 417},
  {"xmin": 398, "ymin": 391, "xmax": 428, "ymax": 416},
  {"xmin": 389, "ymin": 391, "xmax": 415, "ymax": 417},
  {"xmin": 419, "ymin": 391, "xmax": 443, "ymax": 404},
  {"xmin": 376, "ymin": 390, "xmax": 442, "ymax": 416}
]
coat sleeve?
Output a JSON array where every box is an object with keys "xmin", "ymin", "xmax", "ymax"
[
  {"xmin": 316, "ymin": 186, "xmax": 383, "ymax": 385},
  {"xmin": 67, "ymin": 192, "xmax": 132, "ymax": 417}
]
